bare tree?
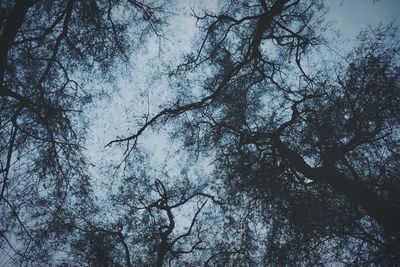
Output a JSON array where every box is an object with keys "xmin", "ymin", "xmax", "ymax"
[
  {"xmin": 2, "ymin": 0, "xmax": 400, "ymax": 265},
  {"xmin": 107, "ymin": 0, "xmax": 400, "ymax": 264},
  {"xmin": 109, "ymin": 172, "xmax": 223, "ymax": 266},
  {"xmin": 0, "ymin": 0, "xmax": 166, "ymax": 264}
]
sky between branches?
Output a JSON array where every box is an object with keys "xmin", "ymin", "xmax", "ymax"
[{"xmin": 84, "ymin": 0, "xmax": 400, "ymax": 192}]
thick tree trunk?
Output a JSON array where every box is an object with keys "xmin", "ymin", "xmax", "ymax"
[
  {"xmin": 327, "ymin": 169, "xmax": 400, "ymax": 238},
  {"xmin": 156, "ymin": 246, "xmax": 167, "ymax": 267},
  {"xmin": 0, "ymin": 0, "xmax": 31, "ymax": 81},
  {"xmin": 275, "ymin": 136, "xmax": 400, "ymax": 239}
]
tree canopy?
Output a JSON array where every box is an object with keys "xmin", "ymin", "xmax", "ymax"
[{"xmin": 1, "ymin": 0, "xmax": 400, "ymax": 266}]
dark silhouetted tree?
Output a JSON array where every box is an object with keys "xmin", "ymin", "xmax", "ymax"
[
  {"xmin": 0, "ymin": 0, "xmax": 165, "ymax": 265},
  {"xmin": 108, "ymin": 0, "xmax": 400, "ymax": 265},
  {"xmin": 2, "ymin": 0, "xmax": 400, "ymax": 266}
]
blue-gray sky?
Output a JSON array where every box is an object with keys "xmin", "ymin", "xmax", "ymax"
[
  {"xmin": 328, "ymin": 0, "xmax": 400, "ymax": 39},
  {"xmin": 86, "ymin": 0, "xmax": 400, "ymax": 190}
]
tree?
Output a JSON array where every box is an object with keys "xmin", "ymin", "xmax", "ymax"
[
  {"xmin": 108, "ymin": 0, "xmax": 400, "ymax": 264},
  {"xmin": 0, "ymin": 0, "xmax": 166, "ymax": 265},
  {"xmin": 61, "ymin": 161, "xmax": 224, "ymax": 266},
  {"xmin": 110, "ymin": 176, "xmax": 219, "ymax": 266},
  {"xmin": 2, "ymin": 0, "xmax": 400, "ymax": 266}
]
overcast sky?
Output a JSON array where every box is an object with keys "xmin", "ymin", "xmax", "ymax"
[
  {"xmin": 328, "ymin": 0, "xmax": 400, "ymax": 39},
  {"xmin": 85, "ymin": 0, "xmax": 400, "ymax": 191}
]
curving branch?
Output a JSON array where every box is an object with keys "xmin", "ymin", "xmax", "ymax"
[{"xmin": 106, "ymin": 0, "xmax": 292, "ymax": 155}]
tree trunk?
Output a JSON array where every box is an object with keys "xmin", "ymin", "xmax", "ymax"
[
  {"xmin": 275, "ymin": 136, "xmax": 400, "ymax": 239},
  {"xmin": 156, "ymin": 245, "xmax": 167, "ymax": 267},
  {"xmin": 0, "ymin": 0, "xmax": 31, "ymax": 81},
  {"xmin": 327, "ymin": 168, "xmax": 400, "ymax": 239}
]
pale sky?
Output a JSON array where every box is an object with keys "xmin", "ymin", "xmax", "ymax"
[
  {"xmin": 85, "ymin": 0, "xmax": 400, "ymax": 191},
  {"xmin": 328, "ymin": 0, "xmax": 400, "ymax": 39}
]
